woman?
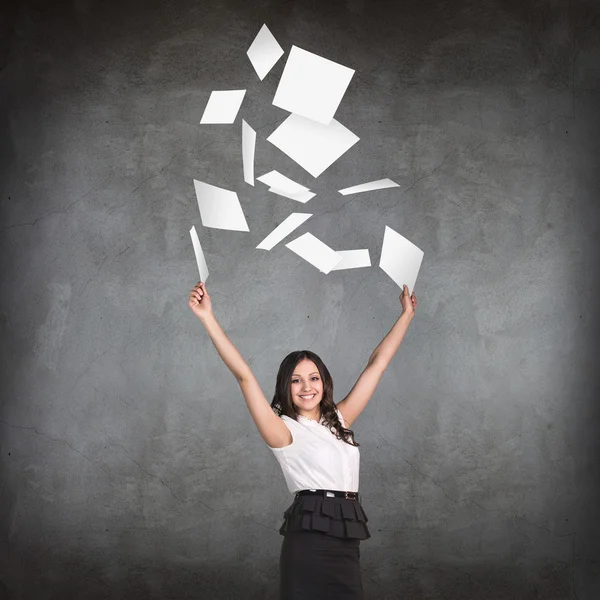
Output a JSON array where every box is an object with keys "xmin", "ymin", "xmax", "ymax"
[{"xmin": 188, "ymin": 280, "xmax": 417, "ymax": 599}]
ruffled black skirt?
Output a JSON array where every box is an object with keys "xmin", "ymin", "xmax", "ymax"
[
  {"xmin": 278, "ymin": 492, "xmax": 370, "ymax": 599},
  {"xmin": 279, "ymin": 491, "xmax": 371, "ymax": 540}
]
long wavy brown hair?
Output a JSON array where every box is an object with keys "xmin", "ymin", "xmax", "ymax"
[{"xmin": 270, "ymin": 350, "xmax": 360, "ymax": 447}]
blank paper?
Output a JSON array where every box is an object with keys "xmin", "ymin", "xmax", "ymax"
[
  {"xmin": 256, "ymin": 213, "xmax": 312, "ymax": 250},
  {"xmin": 268, "ymin": 188, "xmax": 316, "ymax": 203},
  {"xmin": 242, "ymin": 120, "xmax": 256, "ymax": 185},
  {"xmin": 330, "ymin": 249, "xmax": 371, "ymax": 270},
  {"xmin": 339, "ymin": 178, "xmax": 400, "ymax": 195},
  {"xmin": 193, "ymin": 180, "xmax": 249, "ymax": 232},
  {"xmin": 379, "ymin": 226, "xmax": 423, "ymax": 294},
  {"xmin": 257, "ymin": 170, "xmax": 310, "ymax": 195},
  {"xmin": 190, "ymin": 226, "xmax": 209, "ymax": 281},
  {"xmin": 267, "ymin": 114, "xmax": 359, "ymax": 178},
  {"xmin": 247, "ymin": 24, "xmax": 284, "ymax": 81},
  {"xmin": 272, "ymin": 46, "xmax": 355, "ymax": 125},
  {"xmin": 200, "ymin": 90, "xmax": 246, "ymax": 124},
  {"xmin": 285, "ymin": 232, "xmax": 343, "ymax": 274}
]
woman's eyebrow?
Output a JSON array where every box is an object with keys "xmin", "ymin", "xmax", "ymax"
[{"xmin": 291, "ymin": 372, "xmax": 320, "ymax": 377}]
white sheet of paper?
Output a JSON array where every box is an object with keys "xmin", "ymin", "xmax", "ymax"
[
  {"xmin": 379, "ymin": 226, "xmax": 423, "ymax": 294},
  {"xmin": 256, "ymin": 213, "xmax": 312, "ymax": 250},
  {"xmin": 257, "ymin": 170, "xmax": 310, "ymax": 195},
  {"xmin": 272, "ymin": 46, "xmax": 355, "ymax": 125},
  {"xmin": 242, "ymin": 120, "xmax": 256, "ymax": 185},
  {"xmin": 267, "ymin": 114, "xmax": 359, "ymax": 178},
  {"xmin": 268, "ymin": 187, "xmax": 316, "ymax": 203},
  {"xmin": 338, "ymin": 178, "xmax": 400, "ymax": 195},
  {"xmin": 330, "ymin": 249, "xmax": 371, "ymax": 270},
  {"xmin": 200, "ymin": 90, "xmax": 246, "ymax": 124},
  {"xmin": 193, "ymin": 180, "xmax": 249, "ymax": 231},
  {"xmin": 189, "ymin": 226, "xmax": 209, "ymax": 281},
  {"xmin": 246, "ymin": 24, "xmax": 284, "ymax": 80},
  {"xmin": 285, "ymin": 232, "xmax": 343, "ymax": 274}
]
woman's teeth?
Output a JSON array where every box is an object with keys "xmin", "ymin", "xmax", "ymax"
[{"xmin": 300, "ymin": 394, "xmax": 315, "ymax": 400}]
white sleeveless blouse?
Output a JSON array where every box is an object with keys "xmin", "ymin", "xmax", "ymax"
[{"xmin": 267, "ymin": 408, "xmax": 360, "ymax": 494}]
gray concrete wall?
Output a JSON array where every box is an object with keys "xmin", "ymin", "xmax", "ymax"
[{"xmin": 1, "ymin": 0, "xmax": 599, "ymax": 598}]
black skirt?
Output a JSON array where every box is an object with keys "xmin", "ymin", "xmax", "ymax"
[{"xmin": 279, "ymin": 491, "xmax": 370, "ymax": 600}]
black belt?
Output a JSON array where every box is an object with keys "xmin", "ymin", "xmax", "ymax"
[{"xmin": 296, "ymin": 489, "xmax": 359, "ymax": 501}]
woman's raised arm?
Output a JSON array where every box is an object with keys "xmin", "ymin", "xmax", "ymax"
[
  {"xmin": 189, "ymin": 281, "xmax": 251, "ymax": 382},
  {"xmin": 336, "ymin": 285, "xmax": 418, "ymax": 427},
  {"xmin": 188, "ymin": 282, "xmax": 290, "ymax": 448}
]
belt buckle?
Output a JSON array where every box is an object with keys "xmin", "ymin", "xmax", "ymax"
[{"xmin": 345, "ymin": 491, "xmax": 357, "ymax": 500}]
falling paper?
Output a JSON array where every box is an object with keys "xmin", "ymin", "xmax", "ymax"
[
  {"xmin": 242, "ymin": 120, "xmax": 256, "ymax": 185},
  {"xmin": 247, "ymin": 24, "xmax": 284, "ymax": 80},
  {"xmin": 200, "ymin": 90, "xmax": 246, "ymax": 124},
  {"xmin": 268, "ymin": 188, "xmax": 316, "ymax": 203},
  {"xmin": 190, "ymin": 226, "xmax": 209, "ymax": 281},
  {"xmin": 193, "ymin": 180, "xmax": 249, "ymax": 231},
  {"xmin": 273, "ymin": 46, "xmax": 355, "ymax": 125},
  {"xmin": 379, "ymin": 226, "xmax": 423, "ymax": 294},
  {"xmin": 267, "ymin": 114, "xmax": 359, "ymax": 178},
  {"xmin": 330, "ymin": 249, "xmax": 371, "ymax": 270},
  {"xmin": 338, "ymin": 178, "xmax": 400, "ymax": 195},
  {"xmin": 256, "ymin": 213, "xmax": 312, "ymax": 250},
  {"xmin": 257, "ymin": 170, "xmax": 310, "ymax": 195},
  {"xmin": 285, "ymin": 232, "xmax": 342, "ymax": 274}
]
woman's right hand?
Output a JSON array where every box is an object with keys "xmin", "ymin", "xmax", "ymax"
[{"xmin": 189, "ymin": 281, "xmax": 213, "ymax": 320}]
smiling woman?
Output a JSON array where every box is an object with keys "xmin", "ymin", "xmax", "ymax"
[
  {"xmin": 291, "ymin": 363, "xmax": 323, "ymax": 413},
  {"xmin": 270, "ymin": 350, "xmax": 360, "ymax": 448},
  {"xmin": 188, "ymin": 280, "xmax": 417, "ymax": 599}
]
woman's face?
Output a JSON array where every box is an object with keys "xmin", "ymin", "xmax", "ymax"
[{"xmin": 290, "ymin": 359, "xmax": 324, "ymax": 415}]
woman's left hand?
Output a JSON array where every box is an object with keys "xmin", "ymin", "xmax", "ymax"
[{"xmin": 400, "ymin": 285, "xmax": 417, "ymax": 317}]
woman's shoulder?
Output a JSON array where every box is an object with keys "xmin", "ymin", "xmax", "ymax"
[{"xmin": 280, "ymin": 414, "xmax": 298, "ymax": 424}]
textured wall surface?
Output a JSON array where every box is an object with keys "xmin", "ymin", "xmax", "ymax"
[{"xmin": 1, "ymin": 0, "xmax": 599, "ymax": 598}]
